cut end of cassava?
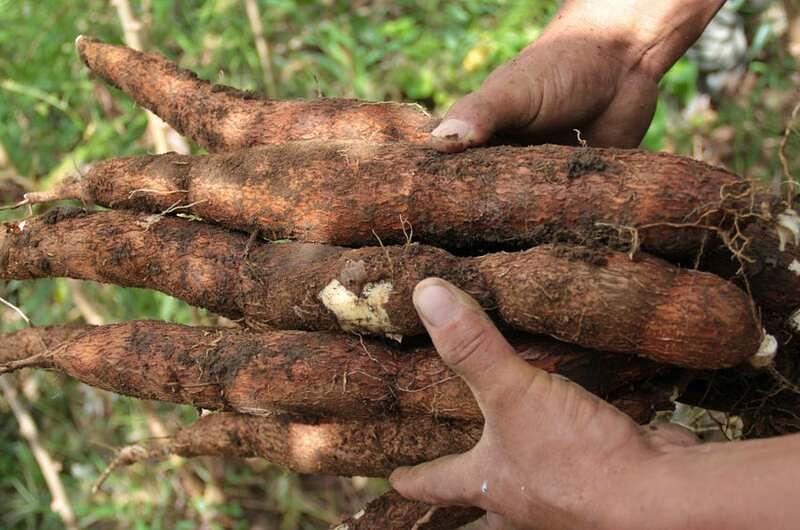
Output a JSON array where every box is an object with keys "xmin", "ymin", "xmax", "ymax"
[
  {"xmin": 776, "ymin": 209, "xmax": 800, "ymax": 251},
  {"xmin": 790, "ymin": 309, "xmax": 800, "ymax": 334},
  {"xmin": 749, "ymin": 332, "xmax": 778, "ymax": 369}
]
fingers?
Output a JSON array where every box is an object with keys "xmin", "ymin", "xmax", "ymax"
[
  {"xmin": 412, "ymin": 278, "xmax": 542, "ymax": 416},
  {"xmin": 389, "ymin": 453, "xmax": 479, "ymax": 507},
  {"xmin": 430, "ymin": 92, "xmax": 499, "ymax": 153}
]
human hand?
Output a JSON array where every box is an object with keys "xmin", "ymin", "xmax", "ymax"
[
  {"xmin": 430, "ymin": 35, "xmax": 660, "ymax": 152},
  {"xmin": 430, "ymin": 1, "xmax": 725, "ymax": 152},
  {"xmin": 390, "ymin": 278, "xmax": 698, "ymax": 530}
]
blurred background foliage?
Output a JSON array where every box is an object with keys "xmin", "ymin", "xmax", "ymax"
[{"xmin": 0, "ymin": 0, "xmax": 797, "ymax": 528}]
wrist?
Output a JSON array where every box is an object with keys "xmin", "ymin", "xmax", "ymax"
[
  {"xmin": 607, "ymin": 442, "xmax": 732, "ymax": 530},
  {"xmin": 547, "ymin": 0, "xmax": 725, "ymax": 80},
  {"xmin": 593, "ymin": 441, "xmax": 698, "ymax": 530}
]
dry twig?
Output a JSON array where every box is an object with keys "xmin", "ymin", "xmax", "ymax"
[
  {"xmin": 0, "ymin": 377, "xmax": 79, "ymax": 530},
  {"xmin": 243, "ymin": 0, "xmax": 278, "ymax": 98},
  {"xmin": 110, "ymin": 0, "xmax": 189, "ymax": 154}
]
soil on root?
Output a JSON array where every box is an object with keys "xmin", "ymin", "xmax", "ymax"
[{"xmin": 566, "ymin": 148, "xmax": 608, "ymax": 178}]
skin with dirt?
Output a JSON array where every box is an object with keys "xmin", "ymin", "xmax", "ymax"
[
  {"xmin": 76, "ymin": 36, "xmax": 433, "ymax": 152},
  {"xmin": 0, "ymin": 209, "xmax": 763, "ymax": 368},
  {"xmin": 0, "ymin": 322, "xmax": 666, "ymax": 422},
  {"xmin": 24, "ymin": 141, "xmax": 757, "ymax": 260}
]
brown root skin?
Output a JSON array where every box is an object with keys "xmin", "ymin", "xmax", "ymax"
[
  {"xmin": 1, "ymin": 209, "xmax": 762, "ymax": 368},
  {"xmin": 22, "ymin": 141, "xmax": 754, "ymax": 259},
  {"xmin": 98, "ymin": 391, "xmax": 665, "ymax": 487},
  {"xmin": 703, "ymin": 221, "xmax": 800, "ymax": 317},
  {"xmin": 75, "ymin": 36, "xmax": 432, "ymax": 152},
  {"xmin": 0, "ymin": 322, "xmax": 664, "ymax": 421},
  {"xmin": 0, "ymin": 325, "xmax": 85, "ymax": 365},
  {"xmin": 477, "ymin": 249, "xmax": 763, "ymax": 368},
  {"xmin": 97, "ymin": 412, "xmax": 481, "ymax": 481},
  {"xmin": 335, "ymin": 490, "xmax": 483, "ymax": 530}
]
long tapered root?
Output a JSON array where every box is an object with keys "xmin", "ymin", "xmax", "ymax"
[
  {"xmin": 0, "ymin": 353, "xmax": 55, "ymax": 374},
  {"xmin": 0, "ymin": 208, "xmax": 767, "ymax": 368},
  {"xmin": 12, "ymin": 141, "xmax": 770, "ymax": 258},
  {"xmin": 92, "ymin": 411, "xmax": 481, "ymax": 489},
  {"xmin": 92, "ymin": 443, "xmax": 169, "ymax": 494},
  {"xmin": 75, "ymin": 36, "xmax": 432, "ymax": 152},
  {"xmin": 0, "ymin": 322, "xmax": 666, "ymax": 421}
]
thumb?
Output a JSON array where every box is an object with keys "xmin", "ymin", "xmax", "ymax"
[
  {"xmin": 430, "ymin": 63, "xmax": 540, "ymax": 152},
  {"xmin": 430, "ymin": 90, "xmax": 501, "ymax": 152},
  {"xmin": 412, "ymin": 278, "xmax": 541, "ymax": 416}
]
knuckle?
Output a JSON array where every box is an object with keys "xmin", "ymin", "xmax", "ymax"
[
  {"xmin": 487, "ymin": 366, "xmax": 547, "ymax": 413},
  {"xmin": 444, "ymin": 325, "xmax": 493, "ymax": 371}
]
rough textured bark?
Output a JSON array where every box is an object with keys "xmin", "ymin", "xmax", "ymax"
[
  {"xmin": 334, "ymin": 490, "xmax": 483, "ymax": 530},
  {"xmin": 24, "ymin": 141, "xmax": 757, "ymax": 258},
  {"xmin": 108, "ymin": 412, "xmax": 481, "ymax": 478},
  {"xmin": 75, "ymin": 36, "xmax": 432, "ymax": 152},
  {"xmin": 1, "ymin": 209, "xmax": 763, "ymax": 368},
  {"xmin": 0, "ymin": 322, "xmax": 664, "ymax": 421}
]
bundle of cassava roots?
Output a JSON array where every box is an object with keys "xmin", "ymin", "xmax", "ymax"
[{"xmin": 2, "ymin": 37, "xmax": 799, "ymax": 529}]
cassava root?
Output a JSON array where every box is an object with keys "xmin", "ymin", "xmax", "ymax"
[
  {"xmin": 0, "ymin": 322, "xmax": 665, "ymax": 422},
  {"xmin": 97, "ymin": 389, "xmax": 665, "ymax": 487},
  {"xmin": 96, "ymin": 411, "xmax": 481, "ymax": 480},
  {"xmin": 75, "ymin": 36, "xmax": 432, "ymax": 152},
  {"xmin": 0, "ymin": 209, "xmax": 765, "ymax": 368},
  {"xmin": 21, "ymin": 140, "xmax": 764, "ymax": 259}
]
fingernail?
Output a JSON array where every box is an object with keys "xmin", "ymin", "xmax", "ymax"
[
  {"xmin": 388, "ymin": 467, "xmax": 408, "ymax": 487},
  {"xmin": 431, "ymin": 119, "xmax": 474, "ymax": 142},
  {"xmin": 414, "ymin": 280, "xmax": 461, "ymax": 328}
]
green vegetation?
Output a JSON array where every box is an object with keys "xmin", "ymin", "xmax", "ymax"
[{"xmin": 0, "ymin": 1, "xmax": 797, "ymax": 528}]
